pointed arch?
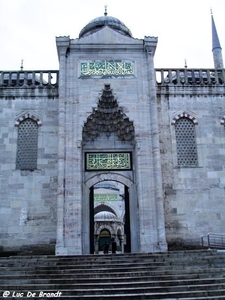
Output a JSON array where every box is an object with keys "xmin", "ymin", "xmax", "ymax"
[
  {"xmin": 15, "ymin": 112, "xmax": 41, "ymax": 170},
  {"xmin": 220, "ymin": 116, "xmax": 225, "ymax": 125},
  {"xmin": 85, "ymin": 172, "xmax": 134, "ymax": 188},
  {"xmin": 14, "ymin": 112, "xmax": 42, "ymax": 127},
  {"xmin": 173, "ymin": 116, "xmax": 198, "ymax": 167},
  {"xmin": 96, "ymin": 224, "xmax": 115, "ymax": 236},
  {"xmin": 171, "ymin": 111, "xmax": 198, "ymax": 125}
]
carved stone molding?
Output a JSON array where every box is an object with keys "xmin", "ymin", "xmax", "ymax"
[{"xmin": 83, "ymin": 84, "xmax": 134, "ymax": 141}]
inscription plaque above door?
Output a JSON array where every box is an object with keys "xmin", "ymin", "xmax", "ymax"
[
  {"xmin": 85, "ymin": 152, "xmax": 132, "ymax": 171},
  {"xmin": 79, "ymin": 60, "xmax": 135, "ymax": 78}
]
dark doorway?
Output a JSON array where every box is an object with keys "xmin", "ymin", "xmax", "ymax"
[
  {"xmin": 98, "ymin": 229, "xmax": 111, "ymax": 251},
  {"xmin": 89, "ymin": 181, "xmax": 131, "ymax": 254},
  {"xmin": 89, "ymin": 186, "xmax": 95, "ymax": 254},
  {"xmin": 124, "ymin": 186, "xmax": 131, "ymax": 253}
]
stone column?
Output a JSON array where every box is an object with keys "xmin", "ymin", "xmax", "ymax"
[
  {"xmin": 144, "ymin": 37, "xmax": 168, "ymax": 252},
  {"xmin": 55, "ymin": 37, "xmax": 70, "ymax": 255},
  {"xmin": 82, "ymin": 184, "xmax": 91, "ymax": 254},
  {"xmin": 129, "ymin": 183, "xmax": 139, "ymax": 253},
  {"xmin": 120, "ymin": 238, "xmax": 124, "ymax": 254},
  {"xmin": 94, "ymin": 235, "xmax": 99, "ymax": 254}
]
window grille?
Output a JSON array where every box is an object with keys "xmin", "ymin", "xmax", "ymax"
[
  {"xmin": 175, "ymin": 117, "xmax": 198, "ymax": 167},
  {"xmin": 16, "ymin": 118, "xmax": 38, "ymax": 170}
]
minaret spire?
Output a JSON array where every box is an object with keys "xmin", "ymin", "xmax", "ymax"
[
  {"xmin": 20, "ymin": 59, "xmax": 24, "ymax": 71},
  {"xmin": 211, "ymin": 9, "xmax": 224, "ymax": 69},
  {"xmin": 104, "ymin": 5, "xmax": 108, "ymax": 16}
]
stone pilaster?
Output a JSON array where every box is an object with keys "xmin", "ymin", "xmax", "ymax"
[
  {"xmin": 55, "ymin": 37, "xmax": 69, "ymax": 255},
  {"xmin": 144, "ymin": 37, "xmax": 167, "ymax": 252}
]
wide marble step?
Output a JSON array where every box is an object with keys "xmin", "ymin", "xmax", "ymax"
[{"xmin": 0, "ymin": 250, "xmax": 225, "ymax": 299}]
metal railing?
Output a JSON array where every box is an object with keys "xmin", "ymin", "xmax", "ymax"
[{"xmin": 201, "ymin": 233, "xmax": 225, "ymax": 249}]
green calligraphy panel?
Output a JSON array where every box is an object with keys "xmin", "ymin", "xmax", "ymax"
[
  {"xmin": 86, "ymin": 152, "xmax": 132, "ymax": 171},
  {"xmin": 80, "ymin": 60, "xmax": 135, "ymax": 77},
  {"xmin": 94, "ymin": 194, "xmax": 118, "ymax": 201}
]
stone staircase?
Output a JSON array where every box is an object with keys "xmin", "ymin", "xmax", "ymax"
[{"xmin": 1, "ymin": 250, "xmax": 225, "ymax": 299}]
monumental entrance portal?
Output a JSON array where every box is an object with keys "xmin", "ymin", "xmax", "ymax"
[
  {"xmin": 82, "ymin": 88, "xmax": 137, "ymax": 254},
  {"xmin": 54, "ymin": 13, "xmax": 168, "ymax": 255}
]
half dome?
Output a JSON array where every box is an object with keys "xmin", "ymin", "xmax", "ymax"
[
  {"xmin": 79, "ymin": 14, "xmax": 132, "ymax": 38},
  {"xmin": 94, "ymin": 211, "xmax": 118, "ymax": 222}
]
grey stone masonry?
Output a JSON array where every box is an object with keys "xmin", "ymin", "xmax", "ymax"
[
  {"xmin": 0, "ymin": 71, "xmax": 58, "ymax": 252},
  {"xmin": 156, "ymin": 68, "xmax": 225, "ymax": 247}
]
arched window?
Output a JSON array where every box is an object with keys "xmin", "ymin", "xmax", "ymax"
[
  {"xmin": 16, "ymin": 118, "xmax": 39, "ymax": 170},
  {"xmin": 175, "ymin": 117, "xmax": 198, "ymax": 167}
]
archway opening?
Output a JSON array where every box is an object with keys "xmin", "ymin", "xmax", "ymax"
[
  {"xmin": 98, "ymin": 229, "xmax": 111, "ymax": 252},
  {"xmin": 90, "ymin": 180, "xmax": 131, "ymax": 254}
]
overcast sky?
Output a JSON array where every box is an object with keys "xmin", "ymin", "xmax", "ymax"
[{"xmin": 0, "ymin": 0, "xmax": 224, "ymax": 70}]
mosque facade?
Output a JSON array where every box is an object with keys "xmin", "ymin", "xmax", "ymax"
[{"xmin": 0, "ymin": 11, "xmax": 225, "ymax": 254}]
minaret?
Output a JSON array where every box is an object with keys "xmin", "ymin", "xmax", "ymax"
[{"xmin": 211, "ymin": 10, "xmax": 224, "ymax": 69}]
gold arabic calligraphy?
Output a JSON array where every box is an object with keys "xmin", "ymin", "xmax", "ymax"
[
  {"xmin": 80, "ymin": 61, "xmax": 135, "ymax": 77},
  {"xmin": 94, "ymin": 194, "xmax": 118, "ymax": 201},
  {"xmin": 86, "ymin": 153, "xmax": 131, "ymax": 170}
]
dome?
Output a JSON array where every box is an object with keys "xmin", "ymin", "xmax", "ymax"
[
  {"xmin": 94, "ymin": 211, "xmax": 118, "ymax": 222},
  {"xmin": 79, "ymin": 13, "xmax": 132, "ymax": 38}
]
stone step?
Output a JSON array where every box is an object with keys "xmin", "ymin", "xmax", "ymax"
[
  {"xmin": 0, "ymin": 267, "xmax": 224, "ymax": 280},
  {"xmin": 1, "ymin": 253, "xmax": 224, "ymax": 266},
  {"xmin": 1, "ymin": 271, "xmax": 225, "ymax": 282},
  {"xmin": 40, "ymin": 293, "xmax": 225, "ymax": 300},
  {"xmin": 1, "ymin": 257, "xmax": 225, "ymax": 268},
  {"xmin": 1, "ymin": 288, "xmax": 225, "ymax": 299},
  {"xmin": 0, "ymin": 249, "xmax": 220, "ymax": 261},
  {"xmin": 1, "ymin": 250, "xmax": 221, "ymax": 257},
  {"xmin": 1, "ymin": 294, "xmax": 225, "ymax": 300},
  {"xmin": 1, "ymin": 277, "xmax": 225, "ymax": 290},
  {"xmin": 1, "ymin": 274, "xmax": 225, "ymax": 290},
  {"xmin": 1, "ymin": 287, "xmax": 224, "ymax": 298},
  {"xmin": 0, "ymin": 267, "xmax": 225, "ymax": 280},
  {"xmin": 1, "ymin": 258, "xmax": 225, "ymax": 271}
]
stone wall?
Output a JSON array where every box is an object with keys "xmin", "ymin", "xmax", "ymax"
[
  {"xmin": 158, "ymin": 83, "xmax": 225, "ymax": 247},
  {"xmin": 0, "ymin": 90, "xmax": 58, "ymax": 252},
  {"xmin": 2, "ymin": 64, "xmax": 225, "ymax": 253}
]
